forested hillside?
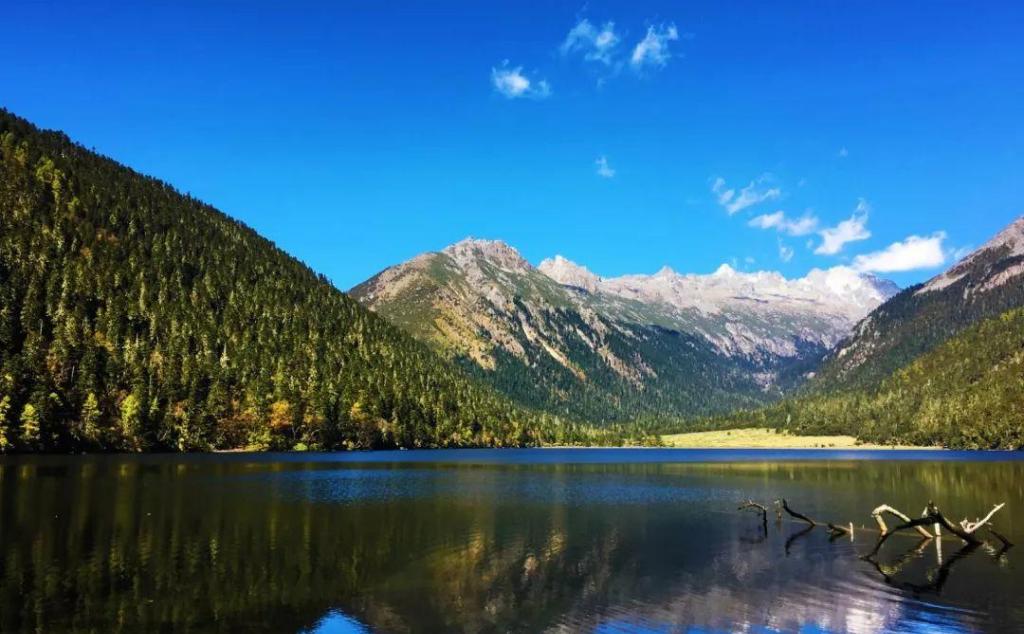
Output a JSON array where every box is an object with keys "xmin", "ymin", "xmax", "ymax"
[
  {"xmin": 702, "ymin": 308, "xmax": 1024, "ymax": 449},
  {"xmin": 0, "ymin": 109, "xmax": 642, "ymax": 452},
  {"xmin": 809, "ymin": 216, "xmax": 1024, "ymax": 392}
]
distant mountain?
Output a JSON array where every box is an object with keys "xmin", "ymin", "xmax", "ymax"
[
  {"xmin": 351, "ymin": 238, "xmax": 896, "ymax": 421},
  {"xmin": 0, "ymin": 109, "xmax": 635, "ymax": 453},
  {"xmin": 710, "ymin": 307, "xmax": 1024, "ymax": 449},
  {"xmin": 812, "ymin": 215, "xmax": 1024, "ymax": 391}
]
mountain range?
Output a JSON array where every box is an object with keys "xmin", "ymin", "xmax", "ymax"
[
  {"xmin": 709, "ymin": 215, "xmax": 1024, "ymax": 448},
  {"xmin": 2, "ymin": 107, "xmax": 1022, "ymax": 450},
  {"xmin": 351, "ymin": 238, "xmax": 897, "ymax": 421}
]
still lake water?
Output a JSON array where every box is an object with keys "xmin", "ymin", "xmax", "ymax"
[{"xmin": 1, "ymin": 449, "xmax": 1022, "ymax": 633}]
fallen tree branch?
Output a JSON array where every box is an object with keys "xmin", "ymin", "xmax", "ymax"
[
  {"xmin": 864, "ymin": 502, "xmax": 990, "ymax": 558},
  {"xmin": 871, "ymin": 504, "xmax": 932, "ymax": 539},
  {"xmin": 738, "ymin": 500, "xmax": 768, "ymax": 532},
  {"xmin": 961, "ymin": 503, "xmax": 1006, "ymax": 534},
  {"xmin": 779, "ymin": 499, "xmax": 816, "ymax": 526}
]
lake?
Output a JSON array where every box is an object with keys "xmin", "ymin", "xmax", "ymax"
[{"xmin": 1, "ymin": 449, "xmax": 1022, "ymax": 633}]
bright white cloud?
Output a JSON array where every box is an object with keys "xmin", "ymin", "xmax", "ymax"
[
  {"xmin": 778, "ymin": 242, "xmax": 794, "ymax": 262},
  {"xmin": 561, "ymin": 19, "xmax": 620, "ymax": 65},
  {"xmin": 852, "ymin": 232, "xmax": 947, "ymax": 273},
  {"xmin": 491, "ymin": 62, "xmax": 551, "ymax": 99},
  {"xmin": 748, "ymin": 210, "xmax": 819, "ymax": 236},
  {"xmin": 630, "ymin": 23, "xmax": 679, "ymax": 69},
  {"xmin": 814, "ymin": 200, "xmax": 871, "ymax": 255},
  {"xmin": 711, "ymin": 176, "xmax": 781, "ymax": 215},
  {"xmin": 595, "ymin": 156, "xmax": 615, "ymax": 178}
]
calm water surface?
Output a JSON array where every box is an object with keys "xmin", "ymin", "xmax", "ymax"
[{"xmin": 1, "ymin": 449, "xmax": 1022, "ymax": 633}]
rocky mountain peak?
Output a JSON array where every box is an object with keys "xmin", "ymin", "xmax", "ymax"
[
  {"xmin": 919, "ymin": 215, "xmax": 1024, "ymax": 294},
  {"xmin": 442, "ymin": 237, "xmax": 531, "ymax": 272},
  {"xmin": 537, "ymin": 255, "xmax": 601, "ymax": 293}
]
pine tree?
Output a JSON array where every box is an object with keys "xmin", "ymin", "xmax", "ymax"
[
  {"xmin": 0, "ymin": 395, "xmax": 12, "ymax": 451},
  {"xmin": 19, "ymin": 403, "xmax": 40, "ymax": 448}
]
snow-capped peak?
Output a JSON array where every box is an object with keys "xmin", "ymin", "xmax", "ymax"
[{"xmin": 712, "ymin": 263, "xmax": 736, "ymax": 278}]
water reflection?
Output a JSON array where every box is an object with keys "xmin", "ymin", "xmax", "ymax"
[{"xmin": 0, "ymin": 453, "xmax": 1021, "ymax": 632}]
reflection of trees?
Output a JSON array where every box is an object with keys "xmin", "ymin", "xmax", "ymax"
[{"xmin": 0, "ymin": 457, "xmax": 1020, "ymax": 632}]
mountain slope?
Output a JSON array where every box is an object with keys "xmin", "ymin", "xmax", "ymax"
[
  {"xmin": 709, "ymin": 307, "xmax": 1024, "ymax": 449},
  {"xmin": 0, "ymin": 109, "xmax": 627, "ymax": 452},
  {"xmin": 352, "ymin": 239, "xmax": 896, "ymax": 421},
  {"xmin": 811, "ymin": 216, "xmax": 1024, "ymax": 392}
]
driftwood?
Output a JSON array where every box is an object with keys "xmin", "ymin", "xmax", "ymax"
[
  {"xmin": 863, "ymin": 502, "xmax": 1008, "ymax": 559},
  {"xmin": 872, "ymin": 504, "xmax": 932, "ymax": 539},
  {"xmin": 779, "ymin": 499, "xmax": 852, "ymax": 538},
  {"xmin": 736, "ymin": 498, "xmax": 1011, "ymax": 559},
  {"xmin": 779, "ymin": 499, "xmax": 816, "ymax": 526},
  {"xmin": 738, "ymin": 500, "xmax": 768, "ymax": 533},
  {"xmin": 737, "ymin": 496, "xmax": 1013, "ymax": 596}
]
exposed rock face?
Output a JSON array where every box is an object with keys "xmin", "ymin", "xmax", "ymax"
[
  {"xmin": 918, "ymin": 216, "xmax": 1024, "ymax": 294},
  {"xmin": 351, "ymin": 237, "xmax": 898, "ymax": 420}
]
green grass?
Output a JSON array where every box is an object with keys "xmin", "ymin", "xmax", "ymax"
[{"xmin": 661, "ymin": 428, "xmax": 929, "ymax": 449}]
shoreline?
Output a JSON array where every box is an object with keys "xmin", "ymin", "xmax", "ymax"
[{"xmin": 659, "ymin": 428, "xmax": 935, "ymax": 450}]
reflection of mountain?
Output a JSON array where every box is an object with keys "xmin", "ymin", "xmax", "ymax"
[{"xmin": 0, "ymin": 457, "xmax": 1020, "ymax": 632}]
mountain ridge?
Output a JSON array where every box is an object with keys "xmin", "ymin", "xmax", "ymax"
[
  {"xmin": 811, "ymin": 214, "xmax": 1024, "ymax": 392},
  {"xmin": 0, "ymin": 108, "xmax": 645, "ymax": 452},
  {"xmin": 351, "ymin": 237, "xmax": 898, "ymax": 421}
]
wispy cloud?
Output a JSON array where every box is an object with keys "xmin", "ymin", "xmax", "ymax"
[
  {"xmin": 950, "ymin": 244, "xmax": 973, "ymax": 262},
  {"xmin": 595, "ymin": 156, "xmax": 615, "ymax": 178},
  {"xmin": 852, "ymin": 232, "xmax": 947, "ymax": 273},
  {"xmin": 837, "ymin": 147, "xmax": 849, "ymax": 158},
  {"xmin": 491, "ymin": 62, "xmax": 551, "ymax": 99},
  {"xmin": 814, "ymin": 200, "xmax": 871, "ymax": 255},
  {"xmin": 748, "ymin": 210, "xmax": 819, "ymax": 236},
  {"xmin": 778, "ymin": 241, "xmax": 794, "ymax": 262},
  {"xmin": 711, "ymin": 176, "xmax": 781, "ymax": 215},
  {"xmin": 561, "ymin": 19, "xmax": 620, "ymax": 65},
  {"xmin": 630, "ymin": 23, "xmax": 679, "ymax": 70}
]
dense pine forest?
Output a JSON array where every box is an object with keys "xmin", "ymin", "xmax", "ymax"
[
  {"xmin": 700, "ymin": 308, "xmax": 1024, "ymax": 449},
  {"xmin": 0, "ymin": 110, "xmax": 653, "ymax": 452}
]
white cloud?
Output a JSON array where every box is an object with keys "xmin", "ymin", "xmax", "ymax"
[
  {"xmin": 711, "ymin": 176, "xmax": 781, "ymax": 215},
  {"xmin": 595, "ymin": 156, "xmax": 615, "ymax": 178},
  {"xmin": 491, "ymin": 62, "xmax": 551, "ymax": 99},
  {"xmin": 814, "ymin": 200, "xmax": 871, "ymax": 255},
  {"xmin": 630, "ymin": 23, "xmax": 679, "ymax": 69},
  {"xmin": 778, "ymin": 241, "xmax": 794, "ymax": 262},
  {"xmin": 561, "ymin": 19, "xmax": 620, "ymax": 65},
  {"xmin": 852, "ymin": 232, "xmax": 947, "ymax": 273},
  {"xmin": 748, "ymin": 210, "xmax": 819, "ymax": 236}
]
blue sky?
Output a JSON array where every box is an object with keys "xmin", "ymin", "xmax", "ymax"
[{"xmin": 2, "ymin": 1, "xmax": 1022, "ymax": 289}]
